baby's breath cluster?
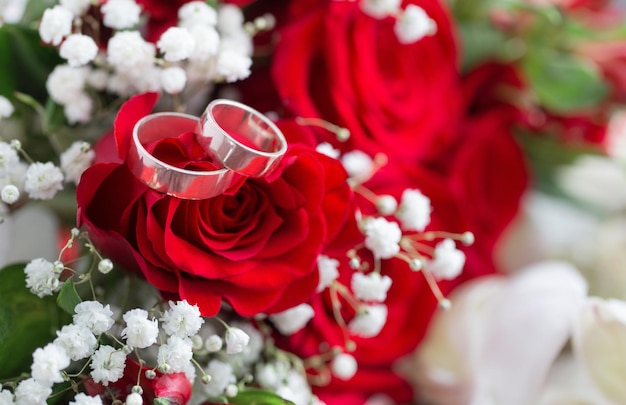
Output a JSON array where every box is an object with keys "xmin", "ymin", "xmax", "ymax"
[
  {"xmin": 278, "ymin": 137, "xmax": 475, "ymax": 386},
  {"xmin": 0, "ymin": 138, "xmax": 94, "ymax": 210},
  {"xmin": 38, "ymin": 0, "xmax": 273, "ymax": 124},
  {"xmin": 359, "ymin": 0, "xmax": 437, "ymax": 44}
]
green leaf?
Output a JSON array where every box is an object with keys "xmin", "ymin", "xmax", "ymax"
[
  {"xmin": 0, "ymin": 264, "xmax": 69, "ymax": 379},
  {"xmin": 228, "ymin": 388, "xmax": 296, "ymax": 405},
  {"xmin": 43, "ymin": 97, "xmax": 67, "ymax": 133},
  {"xmin": 458, "ymin": 22, "xmax": 508, "ymax": 72},
  {"xmin": 522, "ymin": 48, "xmax": 609, "ymax": 113},
  {"xmin": 0, "ymin": 24, "xmax": 61, "ymax": 102},
  {"xmin": 57, "ymin": 281, "xmax": 82, "ymax": 315}
]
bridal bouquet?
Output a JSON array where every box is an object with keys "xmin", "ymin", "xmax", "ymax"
[{"xmin": 0, "ymin": 0, "xmax": 624, "ymax": 404}]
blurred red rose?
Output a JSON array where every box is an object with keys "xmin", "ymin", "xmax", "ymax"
[
  {"xmin": 77, "ymin": 93, "xmax": 354, "ymax": 316},
  {"xmin": 271, "ymin": 0, "xmax": 461, "ymax": 164}
]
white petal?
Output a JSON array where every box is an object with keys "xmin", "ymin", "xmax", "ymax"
[
  {"xmin": 477, "ymin": 261, "xmax": 587, "ymax": 405},
  {"xmin": 573, "ymin": 297, "xmax": 626, "ymax": 403}
]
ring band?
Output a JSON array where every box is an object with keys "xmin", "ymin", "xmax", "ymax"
[
  {"xmin": 197, "ymin": 99, "xmax": 287, "ymax": 178},
  {"xmin": 128, "ymin": 112, "xmax": 234, "ymax": 200}
]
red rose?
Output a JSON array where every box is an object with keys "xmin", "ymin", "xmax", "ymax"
[
  {"xmin": 77, "ymin": 93, "xmax": 354, "ymax": 316},
  {"xmin": 271, "ymin": 0, "xmax": 461, "ymax": 164}
]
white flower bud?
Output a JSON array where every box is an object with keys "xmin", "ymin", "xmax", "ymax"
[
  {"xmin": 0, "ymin": 95, "xmax": 14, "ymax": 119},
  {"xmin": 205, "ymin": 334, "xmax": 223, "ymax": 352},
  {"xmin": 216, "ymin": 50, "xmax": 251, "ymax": 83},
  {"xmin": 98, "ymin": 259, "xmax": 113, "ymax": 274},
  {"xmin": 331, "ymin": 353, "xmax": 357, "ymax": 380},
  {"xmin": 376, "ymin": 195, "xmax": 398, "ymax": 216},
  {"xmin": 341, "ymin": 150, "xmax": 373, "ymax": 183},
  {"xmin": 179, "ymin": 1, "xmax": 218, "ymax": 27},
  {"xmin": 225, "ymin": 327, "xmax": 250, "ymax": 354},
  {"xmin": 269, "ymin": 304, "xmax": 315, "ymax": 336},
  {"xmin": 126, "ymin": 392, "xmax": 143, "ymax": 405},
  {"xmin": 316, "ymin": 142, "xmax": 341, "ymax": 159},
  {"xmin": 1, "ymin": 184, "xmax": 19, "ymax": 204}
]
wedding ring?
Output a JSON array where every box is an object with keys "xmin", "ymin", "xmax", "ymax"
[
  {"xmin": 197, "ymin": 99, "xmax": 287, "ymax": 178},
  {"xmin": 128, "ymin": 112, "xmax": 234, "ymax": 200}
]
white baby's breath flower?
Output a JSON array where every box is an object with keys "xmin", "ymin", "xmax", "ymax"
[
  {"xmin": 269, "ymin": 304, "xmax": 315, "ymax": 336},
  {"xmin": 46, "ymin": 65, "xmax": 88, "ymax": 105},
  {"xmin": 331, "ymin": 353, "xmax": 357, "ymax": 381},
  {"xmin": 100, "ymin": 0, "xmax": 141, "ymax": 29},
  {"xmin": 203, "ymin": 360, "xmax": 236, "ymax": 397},
  {"xmin": 256, "ymin": 361, "xmax": 289, "ymax": 389},
  {"xmin": 59, "ymin": 34, "xmax": 98, "ymax": 67},
  {"xmin": 216, "ymin": 50, "xmax": 251, "ymax": 83},
  {"xmin": 158, "ymin": 27, "xmax": 196, "ymax": 62},
  {"xmin": 341, "ymin": 150, "xmax": 373, "ymax": 182},
  {"xmin": 396, "ymin": 188, "xmax": 431, "ymax": 231},
  {"xmin": 360, "ymin": 0, "xmax": 401, "ymax": 18},
  {"xmin": 188, "ymin": 25, "xmax": 220, "ymax": 62},
  {"xmin": 1, "ymin": 184, "xmax": 19, "ymax": 204},
  {"xmin": 178, "ymin": 1, "xmax": 218, "ymax": 27},
  {"xmin": 97, "ymin": 259, "xmax": 113, "ymax": 274},
  {"xmin": 157, "ymin": 336, "xmax": 193, "ymax": 373},
  {"xmin": 24, "ymin": 162, "xmax": 64, "ymax": 200},
  {"xmin": 348, "ymin": 304, "xmax": 388, "ymax": 338},
  {"xmin": 31, "ymin": 343, "xmax": 70, "ymax": 386},
  {"xmin": 107, "ymin": 31, "xmax": 156, "ymax": 73},
  {"xmin": 161, "ymin": 67, "xmax": 187, "ymax": 94},
  {"xmin": 90, "ymin": 345, "xmax": 126, "ymax": 386},
  {"xmin": 122, "ymin": 308, "xmax": 159, "ymax": 349},
  {"xmin": 87, "ymin": 69, "xmax": 109, "ymax": 91},
  {"xmin": 54, "ymin": 324, "xmax": 97, "ymax": 361},
  {"xmin": 316, "ymin": 142, "xmax": 340, "ymax": 159},
  {"xmin": 73, "ymin": 300, "xmax": 115, "ymax": 335},
  {"xmin": 14, "ymin": 378, "xmax": 51, "ymax": 405},
  {"xmin": 60, "ymin": 141, "xmax": 94, "ymax": 184},
  {"xmin": 161, "ymin": 300, "xmax": 204, "ymax": 338},
  {"xmin": 0, "ymin": 142, "xmax": 19, "ymax": 173},
  {"xmin": 275, "ymin": 370, "xmax": 314, "ymax": 405},
  {"xmin": 219, "ymin": 31, "xmax": 253, "ymax": 57},
  {"xmin": 394, "ymin": 4, "xmax": 436, "ymax": 44},
  {"xmin": 24, "ymin": 257, "xmax": 61, "ymax": 298},
  {"xmin": 225, "ymin": 326, "xmax": 249, "ymax": 354},
  {"xmin": 364, "ymin": 217, "xmax": 402, "ymax": 259},
  {"xmin": 69, "ymin": 393, "xmax": 104, "ymax": 405},
  {"xmin": 0, "ymin": 95, "xmax": 14, "ymax": 119},
  {"xmin": 38, "ymin": 5, "xmax": 73, "ymax": 46},
  {"xmin": 60, "ymin": 0, "xmax": 92, "ymax": 16},
  {"xmin": 125, "ymin": 393, "xmax": 142, "ymax": 405},
  {"xmin": 205, "ymin": 334, "xmax": 223, "ymax": 352},
  {"xmin": 217, "ymin": 4, "xmax": 244, "ymax": 35},
  {"xmin": 64, "ymin": 92, "xmax": 93, "ymax": 124},
  {"xmin": 107, "ymin": 72, "xmax": 135, "ymax": 96},
  {"xmin": 228, "ymin": 322, "xmax": 263, "ymax": 364},
  {"xmin": 0, "ymin": 389, "xmax": 14, "ymax": 404},
  {"xmin": 426, "ymin": 238, "xmax": 465, "ymax": 280},
  {"xmin": 134, "ymin": 66, "xmax": 163, "ymax": 93},
  {"xmin": 376, "ymin": 195, "xmax": 398, "ymax": 216},
  {"xmin": 317, "ymin": 255, "xmax": 340, "ymax": 292},
  {"xmin": 351, "ymin": 272, "xmax": 392, "ymax": 303}
]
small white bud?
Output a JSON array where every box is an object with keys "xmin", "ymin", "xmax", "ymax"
[
  {"xmin": 131, "ymin": 385, "xmax": 143, "ymax": 395},
  {"xmin": 145, "ymin": 369, "xmax": 157, "ymax": 379},
  {"xmin": 202, "ymin": 374, "xmax": 212, "ymax": 384},
  {"xmin": 438, "ymin": 298, "xmax": 452, "ymax": 311},
  {"xmin": 98, "ymin": 259, "xmax": 113, "ymax": 274},
  {"xmin": 225, "ymin": 327, "xmax": 250, "ymax": 354},
  {"xmin": 461, "ymin": 231, "xmax": 475, "ymax": 246},
  {"xmin": 1, "ymin": 184, "xmax": 19, "ymax": 204},
  {"xmin": 126, "ymin": 392, "xmax": 143, "ymax": 405},
  {"xmin": 331, "ymin": 353, "xmax": 357, "ymax": 380},
  {"xmin": 375, "ymin": 195, "xmax": 398, "ymax": 216},
  {"xmin": 225, "ymin": 384, "xmax": 238, "ymax": 397},
  {"xmin": 205, "ymin": 334, "xmax": 223, "ymax": 352}
]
